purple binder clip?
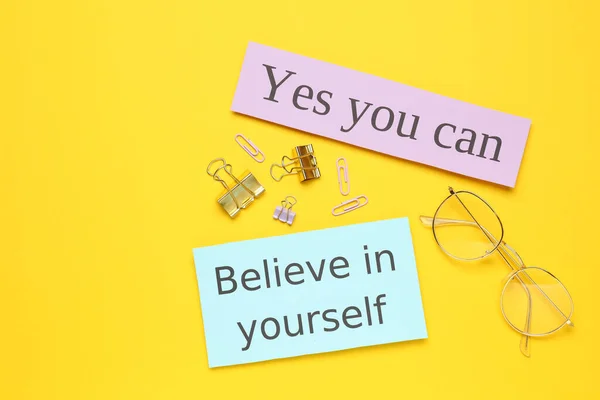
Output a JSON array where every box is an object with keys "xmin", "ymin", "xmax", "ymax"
[{"xmin": 273, "ymin": 196, "xmax": 297, "ymax": 225}]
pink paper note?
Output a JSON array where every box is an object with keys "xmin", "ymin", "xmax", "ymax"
[{"xmin": 232, "ymin": 42, "xmax": 531, "ymax": 187}]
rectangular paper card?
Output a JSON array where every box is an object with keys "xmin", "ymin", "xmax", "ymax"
[
  {"xmin": 193, "ymin": 218, "xmax": 427, "ymax": 368},
  {"xmin": 232, "ymin": 42, "xmax": 531, "ymax": 187}
]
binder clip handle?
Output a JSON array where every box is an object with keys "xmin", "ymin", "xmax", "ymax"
[
  {"xmin": 270, "ymin": 162, "xmax": 290, "ymax": 182},
  {"xmin": 207, "ymin": 158, "xmax": 227, "ymax": 178},
  {"xmin": 281, "ymin": 195, "xmax": 297, "ymax": 209},
  {"xmin": 207, "ymin": 158, "xmax": 239, "ymax": 188}
]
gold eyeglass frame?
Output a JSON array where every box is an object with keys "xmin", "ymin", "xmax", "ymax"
[{"xmin": 420, "ymin": 187, "xmax": 574, "ymax": 357}]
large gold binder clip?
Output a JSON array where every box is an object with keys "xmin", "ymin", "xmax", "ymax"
[
  {"xmin": 206, "ymin": 158, "xmax": 265, "ymax": 218},
  {"xmin": 270, "ymin": 144, "xmax": 321, "ymax": 182}
]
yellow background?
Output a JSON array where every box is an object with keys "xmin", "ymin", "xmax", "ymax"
[{"xmin": 1, "ymin": 0, "xmax": 599, "ymax": 398}]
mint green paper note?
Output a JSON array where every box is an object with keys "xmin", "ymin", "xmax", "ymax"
[{"xmin": 192, "ymin": 217, "xmax": 428, "ymax": 367}]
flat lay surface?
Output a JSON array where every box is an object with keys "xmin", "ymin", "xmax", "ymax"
[{"xmin": 1, "ymin": 0, "xmax": 599, "ymax": 399}]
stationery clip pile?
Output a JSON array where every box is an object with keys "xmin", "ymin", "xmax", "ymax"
[
  {"xmin": 206, "ymin": 158, "xmax": 265, "ymax": 218},
  {"xmin": 270, "ymin": 144, "xmax": 321, "ymax": 182}
]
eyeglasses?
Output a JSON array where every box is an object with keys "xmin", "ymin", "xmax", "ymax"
[{"xmin": 420, "ymin": 187, "xmax": 574, "ymax": 357}]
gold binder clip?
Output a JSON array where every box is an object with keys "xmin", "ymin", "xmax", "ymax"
[
  {"xmin": 206, "ymin": 158, "xmax": 265, "ymax": 218},
  {"xmin": 270, "ymin": 144, "xmax": 321, "ymax": 182}
]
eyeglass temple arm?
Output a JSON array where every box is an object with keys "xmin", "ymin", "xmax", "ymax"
[{"xmin": 420, "ymin": 216, "xmax": 492, "ymax": 229}]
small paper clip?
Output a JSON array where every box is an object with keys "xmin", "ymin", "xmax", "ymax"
[
  {"xmin": 332, "ymin": 195, "xmax": 368, "ymax": 216},
  {"xmin": 270, "ymin": 144, "xmax": 321, "ymax": 182},
  {"xmin": 336, "ymin": 157, "xmax": 350, "ymax": 196},
  {"xmin": 234, "ymin": 134, "xmax": 265, "ymax": 163},
  {"xmin": 273, "ymin": 196, "xmax": 297, "ymax": 225},
  {"xmin": 206, "ymin": 158, "xmax": 265, "ymax": 218}
]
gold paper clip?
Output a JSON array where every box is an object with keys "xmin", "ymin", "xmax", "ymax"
[
  {"xmin": 270, "ymin": 144, "xmax": 321, "ymax": 182},
  {"xmin": 332, "ymin": 195, "xmax": 368, "ymax": 216},
  {"xmin": 206, "ymin": 158, "xmax": 265, "ymax": 218},
  {"xmin": 336, "ymin": 157, "xmax": 350, "ymax": 196},
  {"xmin": 235, "ymin": 134, "xmax": 265, "ymax": 163}
]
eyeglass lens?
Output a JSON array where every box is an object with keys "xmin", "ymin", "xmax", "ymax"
[
  {"xmin": 432, "ymin": 192, "xmax": 503, "ymax": 260},
  {"xmin": 502, "ymin": 267, "xmax": 573, "ymax": 335}
]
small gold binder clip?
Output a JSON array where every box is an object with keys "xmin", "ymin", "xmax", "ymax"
[
  {"xmin": 206, "ymin": 158, "xmax": 265, "ymax": 218},
  {"xmin": 270, "ymin": 144, "xmax": 321, "ymax": 182}
]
